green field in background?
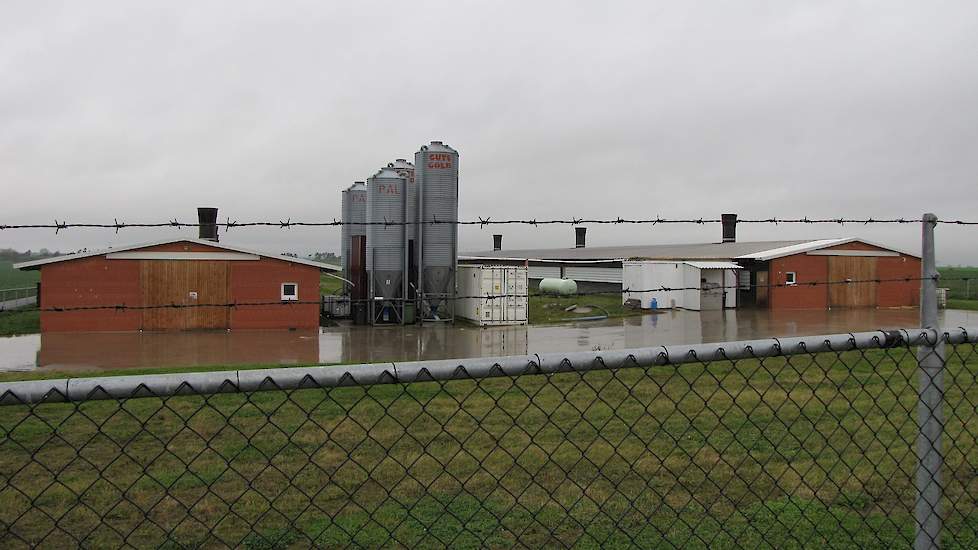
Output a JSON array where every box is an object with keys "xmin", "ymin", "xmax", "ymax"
[{"xmin": 0, "ymin": 261, "xmax": 39, "ymax": 289}]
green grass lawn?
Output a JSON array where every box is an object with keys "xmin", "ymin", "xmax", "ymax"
[
  {"xmin": 940, "ymin": 267, "xmax": 978, "ymax": 300},
  {"xmin": 0, "ymin": 309, "xmax": 39, "ymax": 337},
  {"xmin": 320, "ymin": 272, "xmax": 344, "ymax": 295},
  {"xmin": 0, "ymin": 260, "xmax": 40, "ymax": 336},
  {"xmin": 0, "ymin": 260, "xmax": 39, "ymax": 289},
  {"xmin": 948, "ymin": 299, "xmax": 978, "ymax": 311},
  {"xmin": 2, "ymin": 346, "xmax": 977, "ymax": 547}
]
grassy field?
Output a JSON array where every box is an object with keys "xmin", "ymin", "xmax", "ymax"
[
  {"xmin": 0, "ymin": 260, "xmax": 41, "ymax": 336},
  {"xmin": 940, "ymin": 267, "xmax": 978, "ymax": 300},
  {"xmin": 320, "ymin": 272, "xmax": 344, "ymax": 295},
  {"xmin": 0, "ymin": 260, "xmax": 39, "ymax": 289},
  {"xmin": 948, "ymin": 299, "xmax": 978, "ymax": 311},
  {"xmin": 1, "ymin": 347, "xmax": 977, "ymax": 547},
  {"xmin": 0, "ymin": 309, "xmax": 39, "ymax": 337},
  {"xmin": 941, "ymin": 267, "xmax": 978, "ymax": 311}
]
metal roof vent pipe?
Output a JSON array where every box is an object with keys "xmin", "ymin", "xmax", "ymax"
[
  {"xmin": 493, "ymin": 234, "xmax": 502, "ymax": 251},
  {"xmin": 575, "ymin": 227, "xmax": 586, "ymax": 248},
  {"xmin": 721, "ymin": 213, "xmax": 737, "ymax": 243},
  {"xmin": 198, "ymin": 207, "xmax": 219, "ymax": 242}
]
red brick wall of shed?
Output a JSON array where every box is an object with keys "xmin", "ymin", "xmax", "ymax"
[
  {"xmin": 138, "ymin": 240, "xmax": 322, "ymax": 329},
  {"xmin": 822, "ymin": 242, "xmax": 920, "ymax": 308},
  {"xmin": 876, "ymin": 255, "xmax": 920, "ymax": 307},
  {"xmin": 769, "ymin": 255, "xmax": 829, "ymax": 309},
  {"xmin": 767, "ymin": 242, "xmax": 920, "ymax": 309},
  {"xmin": 38, "ymin": 241, "xmax": 321, "ymax": 331},
  {"xmin": 229, "ymin": 260, "xmax": 320, "ymax": 329},
  {"xmin": 39, "ymin": 256, "xmax": 142, "ymax": 332}
]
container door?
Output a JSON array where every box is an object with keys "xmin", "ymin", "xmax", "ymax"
[
  {"xmin": 514, "ymin": 269, "xmax": 527, "ymax": 322},
  {"xmin": 505, "ymin": 268, "xmax": 519, "ymax": 322},
  {"xmin": 489, "ymin": 269, "xmax": 503, "ymax": 321}
]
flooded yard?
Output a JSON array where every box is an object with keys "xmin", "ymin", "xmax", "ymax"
[{"xmin": 2, "ymin": 308, "xmax": 977, "ymax": 373}]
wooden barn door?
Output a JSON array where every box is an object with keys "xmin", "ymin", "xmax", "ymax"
[
  {"xmin": 828, "ymin": 257, "xmax": 878, "ymax": 308},
  {"xmin": 141, "ymin": 261, "xmax": 230, "ymax": 330}
]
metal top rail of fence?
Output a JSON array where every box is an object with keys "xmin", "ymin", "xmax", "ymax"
[{"xmin": 0, "ymin": 327, "xmax": 973, "ymax": 404}]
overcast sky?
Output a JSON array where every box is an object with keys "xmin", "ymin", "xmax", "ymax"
[{"xmin": 2, "ymin": 1, "xmax": 977, "ymax": 264}]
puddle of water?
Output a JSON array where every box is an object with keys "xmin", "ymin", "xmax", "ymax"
[{"xmin": 2, "ymin": 308, "xmax": 977, "ymax": 373}]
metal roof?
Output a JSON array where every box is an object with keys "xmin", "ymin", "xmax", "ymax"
[
  {"xmin": 735, "ymin": 238, "xmax": 919, "ymax": 261},
  {"xmin": 462, "ymin": 240, "xmax": 809, "ymax": 261},
  {"xmin": 14, "ymin": 238, "xmax": 342, "ymax": 272},
  {"xmin": 684, "ymin": 261, "xmax": 743, "ymax": 270},
  {"xmin": 461, "ymin": 238, "xmax": 919, "ymax": 262}
]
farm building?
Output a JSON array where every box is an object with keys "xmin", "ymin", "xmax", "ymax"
[
  {"xmin": 462, "ymin": 218, "xmax": 921, "ymax": 310},
  {"xmin": 15, "ymin": 235, "xmax": 340, "ymax": 333}
]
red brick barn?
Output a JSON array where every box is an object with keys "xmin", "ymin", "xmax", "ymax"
[
  {"xmin": 15, "ymin": 238, "xmax": 340, "ymax": 332},
  {"xmin": 736, "ymin": 239, "xmax": 921, "ymax": 310}
]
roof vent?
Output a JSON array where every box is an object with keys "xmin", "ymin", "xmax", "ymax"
[
  {"xmin": 721, "ymin": 213, "xmax": 737, "ymax": 243},
  {"xmin": 198, "ymin": 207, "xmax": 219, "ymax": 242}
]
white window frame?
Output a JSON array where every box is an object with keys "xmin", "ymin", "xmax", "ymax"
[
  {"xmin": 281, "ymin": 282, "xmax": 299, "ymax": 301},
  {"xmin": 785, "ymin": 272, "xmax": 797, "ymax": 286}
]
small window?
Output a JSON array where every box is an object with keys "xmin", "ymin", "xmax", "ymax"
[
  {"xmin": 281, "ymin": 283, "xmax": 298, "ymax": 301},
  {"xmin": 785, "ymin": 272, "xmax": 797, "ymax": 286}
]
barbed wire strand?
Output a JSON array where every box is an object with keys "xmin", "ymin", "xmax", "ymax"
[
  {"xmin": 3, "ymin": 275, "xmax": 970, "ymax": 315},
  {"xmin": 2, "ymin": 216, "xmax": 978, "ymax": 233}
]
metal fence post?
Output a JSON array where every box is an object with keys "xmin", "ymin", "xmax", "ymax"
[{"xmin": 915, "ymin": 212, "xmax": 945, "ymax": 550}]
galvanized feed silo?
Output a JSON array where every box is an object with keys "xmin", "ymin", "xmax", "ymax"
[
  {"xmin": 388, "ymin": 159, "xmax": 418, "ymax": 303},
  {"xmin": 340, "ymin": 187, "xmax": 351, "ymax": 291},
  {"xmin": 366, "ymin": 168, "xmax": 407, "ymax": 323},
  {"xmin": 415, "ymin": 141, "xmax": 459, "ymax": 319},
  {"xmin": 388, "ymin": 158, "xmax": 416, "ymax": 227},
  {"xmin": 342, "ymin": 182, "xmax": 368, "ymax": 295},
  {"xmin": 347, "ymin": 182, "xmax": 369, "ymax": 323},
  {"xmin": 348, "ymin": 181, "xmax": 367, "ymax": 236}
]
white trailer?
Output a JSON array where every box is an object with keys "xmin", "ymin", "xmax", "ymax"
[
  {"xmin": 622, "ymin": 261, "xmax": 740, "ymax": 311},
  {"xmin": 456, "ymin": 265, "xmax": 528, "ymax": 326}
]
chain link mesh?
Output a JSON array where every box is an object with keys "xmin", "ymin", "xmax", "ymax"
[{"xmin": 1, "ymin": 335, "xmax": 976, "ymax": 548}]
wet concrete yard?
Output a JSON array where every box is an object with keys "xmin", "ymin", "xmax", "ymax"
[{"xmin": 2, "ymin": 308, "xmax": 978, "ymax": 373}]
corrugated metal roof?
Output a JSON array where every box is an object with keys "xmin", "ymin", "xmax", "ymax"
[
  {"xmin": 684, "ymin": 261, "xmax": 743, "ymax": 269},
  {"xmin": 462, "ymin": 238, "xmax": 919, "ymax": 262},
  {"xmin": 14, "ymin": 238, "xmax": 342, "ymax": 272},
  {"xmin": 736, "ymin": 238, "xmax": 920, "ymax": 260},
  {"xmin": 461, "ymin": 240, "xmax": 808, "ymax": 261}
]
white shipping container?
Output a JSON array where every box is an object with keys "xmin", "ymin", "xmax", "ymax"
[{"xmin": 457, "ymin": 265, "xmax": 528, "ymax": 326}]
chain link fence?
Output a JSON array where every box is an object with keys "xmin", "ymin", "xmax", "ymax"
[{"xmin": 0, "ymin": 328, "xmax": 975, "ymax": 548}]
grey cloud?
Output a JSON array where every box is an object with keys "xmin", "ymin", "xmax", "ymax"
[{"xmin": 1, "ymin": 1, "xmax": 976, "ymax": 263}]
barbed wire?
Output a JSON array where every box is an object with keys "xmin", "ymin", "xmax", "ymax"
[
  {"xmin": 1, "ymin": 216, "xmax": 976, "ymax": 233},
  {"xmin": 3, "ymin": 275, "xmax": 967, "ymax": 315}
]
